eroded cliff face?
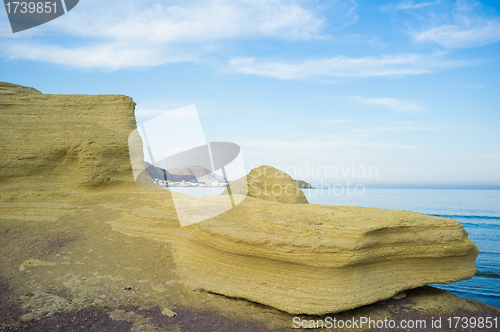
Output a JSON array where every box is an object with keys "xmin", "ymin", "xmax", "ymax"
[
  {"xmin": 0, "ymin": 82, "xmax": 494, "ymax": 330},
  {"xmin": 0, "ymin": 82, "xmax": 140, "ymax": 199}
]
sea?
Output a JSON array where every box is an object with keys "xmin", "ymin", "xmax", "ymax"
[{"xmin": 304, "ymin": 188, "xmax": 500, "ymax": 308}]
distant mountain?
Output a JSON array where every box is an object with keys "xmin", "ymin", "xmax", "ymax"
[
  {"xmin": 144, "ymin": 162, "xmax": 197, "ymax": 183},
  {"xmin": 144, "ymin": 162, "xmax": 225, "ymax": 184},
  {"xmin": 166, "ymin": 165, "xmax": 225, "ymax": 184},
  {"xmin": 294, "ymin": 179, "xmax": 312, "ymax": 189}
]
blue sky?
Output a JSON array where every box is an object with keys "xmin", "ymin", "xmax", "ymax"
[{"xmin": 1, "ymin": 0, "xmax": 499, "ymax": 188}]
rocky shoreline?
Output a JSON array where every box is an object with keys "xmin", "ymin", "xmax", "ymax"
[{"xmin": 1, "ymin": 82, "xmax": 498, "ymax": 331}]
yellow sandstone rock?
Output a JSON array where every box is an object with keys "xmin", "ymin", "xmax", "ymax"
[
  {"xmin": 161, "ymin": 308, "xmax": 176, "ymax": 317},
  {"xmin": 223, "ymin": 165, "xmax": 308, "ymax": 204},
  {"xmin": 0, "ymin": 82, "xmax": 480, "ymax": 317},
  {"xmin": 174, "ymin": 199, "xmax": 478, "ymax": 314},
  {"xmin": 0, "ymin": 82, "xmax": 139, "ymax": 197}
]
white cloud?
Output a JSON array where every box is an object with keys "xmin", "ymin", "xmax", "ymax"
[
  {"xmin": 135, "ymin": 107, "xmax": 219, "ymax": 119},
  {"xmin": 414, "ymin": 19, "xmax": 500, "ymax": 48},
  {"xmin": 326, "ymin": 0, "xmax": 359, "ymax": 29},
  {"xmin": 353, "ymin": 125, "xmax": 439, "ymax": 133},
  {"xmin": 57, "ymin": 0, "xmax": 325, "ymax": 42},
  {"xmin": 361, "ymin": 142, "xmax": 418, "ymax": 149},
  {"xmin": 412, "ymin": 0, "xmax": 500, "ymax": 48},
  {"xmin": 226, "ymin": 52, "xmax": 469, "ymax": 80},
  {"xmin": 240, "ymin": 139, "xmax": 418, "ymax": 151},
  {"xmin": 352, "ymin": 96, "xmax": 426, "ymax": 112},
  {"xmin": 3, "ymin": 42, "xmax": 182, "ymax": 69},
  {"xmin": 1, "ymin": 0, "xmax": 344, "ymax": 69},
  {"xmin": 325, "ymin": 119, "xmax": 351, "ymax": 124},
  {"xmin": 381, "ymin": 1, "xmax": 438, "ymax": 11}
]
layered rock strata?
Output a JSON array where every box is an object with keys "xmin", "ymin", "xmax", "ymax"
[
  {"xmin": 0, "ymin": 82, "xmax": 139, "ymax": 194},
  {"xmin": 173, "ymin": 198, "xmax": 479, "ymax": 314},
  {"xmin": 0, "ymin": 82, "xmax": 480, "ymax": 317}
]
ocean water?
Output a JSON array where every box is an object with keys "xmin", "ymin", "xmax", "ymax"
[
  {"xmin": 165, "ymin": 187, "xmax": 226, "ymax": 197},
  {"xmin": 303, "ymin": 188, "xmax": 500, "ymax": 308}
]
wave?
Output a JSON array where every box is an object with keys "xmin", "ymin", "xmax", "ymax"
[
  {"xmin": 479, "ymin": 251, "xmax": 500, "ymax": 255},
  {"xmin": 436, "ymin": 286, "xmax": 500, "ymax": 299},
  {"xmin": 475, "ymin": 272, "xmax": 500, "ymax": 278},
  {"xmin": 459, "ymin": 222, "xmax": 500, "ymax": 230},
  {"xmin": 429, "ymin": 214, "xmax": 500, "ymax": 220}
]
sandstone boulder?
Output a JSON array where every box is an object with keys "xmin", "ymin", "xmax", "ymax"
[
  {"xmin": 174, "ymin": 198, "xmax": 479, "ymax": 314},
  {"xmin": 223, "ymin": 165, "xmax": 308, "ymax": 204}
]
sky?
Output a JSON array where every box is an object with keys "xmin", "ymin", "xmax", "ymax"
[{"xmin": 1, "ymin": 0, "xmax": 499, "ymax": 188}]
